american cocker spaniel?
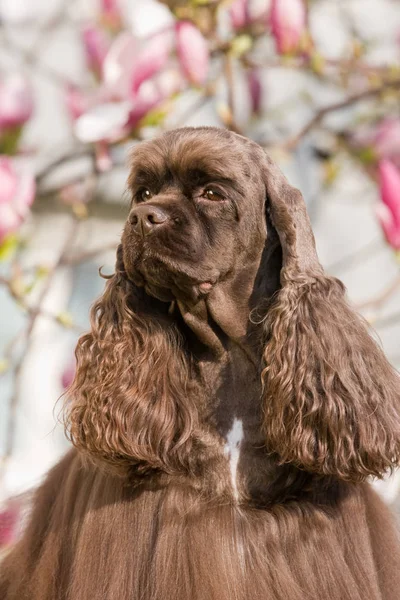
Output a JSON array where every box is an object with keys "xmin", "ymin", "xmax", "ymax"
[{"xmin": 1, "ymin": 127, "xmax": 400, "ymax": 600}]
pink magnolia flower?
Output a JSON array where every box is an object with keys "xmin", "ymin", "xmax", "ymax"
[
  {"xmin": 230, "ymin": 0, "xmax": 249, "ymax": 30},
  {"xmin": 270, "ymin": 0, "xmax": 306, "ymax": 55},
  {"xmin": 176, "ymin": 21, "xmax": 209, "ymax": 86},
  {"xmin": 0, "ymin": 157, "xmax": 35, "ymax": 242},
  {"xmin": 61, "ymin": 359, "xmax": 76, "ymax": 390},
  {"xmin": 374, "ymin": 119, "xmax": 400, "ymax": 166},
  {"xmin": 74, "ymin": 30, "xmax": 175, "ymax": 143},
  {"xmin": 82, "ymin": 25, "xmax": 111, "ymax": 78},
  {"xmin": 229, "ymin": 0, "xmax": 268, "ymax": 30},
  {"xmin": 377, "ymin": 160, "xmax": 400, "ymax": 250},
  {"xmin": 0, "ymin": 73, "xmax": 34, "ymax": 132},
  {"xmin": 100, "ymin": 0, "xmax": 122, "ymax": 30},
  {"xmin": 65, "ymin": 85, "xmax": 92, "ymax": 121},
  {"xmin": 0, "ymin": 502, "xmax": 20, "ymax": 548},
  {"xmin": 131, "ymin": 31, "xmax": 174, "ymax": 94}
]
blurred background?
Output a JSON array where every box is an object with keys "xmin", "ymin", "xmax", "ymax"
[{"xmin": 1, "ymin": 0, "xmax": 400, "ymax": 549}]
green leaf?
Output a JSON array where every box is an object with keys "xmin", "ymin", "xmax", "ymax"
[
  {"xmin": 357, "ymin": 146, "xmax": 377, "ymax": 165},
  {"xmin": 0, "ymin": 234, "xmax": 19, "ymax": 262},
  {"xmin": 0, "ymin": 127, "xmax": 23, "ymax": 155},
  {"xmin": 56, "ymin": 311, "xmax": 74, "ymax": 328},
  {"xmin": 230, "ymin": 35, "xmax": 253, "ymax": 58},
  {"xmin": 139, "ymin": 107, "xmax": 168, "ymax": 128}
]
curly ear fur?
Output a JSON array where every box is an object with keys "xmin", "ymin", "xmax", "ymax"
[
  {"xmin": 261, "ymin": 271, "xmax": 400, "ymax": 481},
  {"xmin": 64, "ymin": 246, "xmax": 205, "ymax": 477},
  {"xmin": 259, "ymin": 150, "xmax": 400, "ymax": 482}
]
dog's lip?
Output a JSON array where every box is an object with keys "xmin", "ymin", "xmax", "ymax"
[{"xmin": 198, "ymin": 281, "xmax": 214, "ymax": 293}]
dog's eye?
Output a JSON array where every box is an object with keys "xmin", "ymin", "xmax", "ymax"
[
  {"xmin": 201, "ymin": 188, "xmax": 225, "ymax": 201},
  {"xmin": 137, "ymin": 188, "xmax": 153, "ymax": 202}
]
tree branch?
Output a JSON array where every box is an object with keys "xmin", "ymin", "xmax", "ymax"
[{"xmin": 282, "ymin": 77, "xmax": 400, "ymax": 151}]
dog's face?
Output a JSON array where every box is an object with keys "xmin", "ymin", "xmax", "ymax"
[{"xmin": 122, "ymin": 128, "xmax": 268, "ymax": 303}]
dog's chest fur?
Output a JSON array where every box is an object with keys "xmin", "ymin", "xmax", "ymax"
[
  {"xmin": 194, "ymin": 343, "xmax": 313, "ymax": 508},
  {"xmin": 196, "ymin": 344, "xmax": 271, "ymax": 505}
]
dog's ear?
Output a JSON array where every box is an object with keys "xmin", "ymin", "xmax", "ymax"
[
  {"xmin": 259, "ymin": 150, "xmax": 400, "ymax": 481},
  {"xmin": 63, "ymin": 245, "xmax": 203, "ymax": 477}
]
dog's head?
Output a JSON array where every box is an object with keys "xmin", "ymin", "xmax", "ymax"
[
  {"xmin": 122, "ymin": 128, "xmax": 269, "ymax": 305},
  {"xmin": 65, "ymin": 127, "xmax": 400, "ymax": 482}
]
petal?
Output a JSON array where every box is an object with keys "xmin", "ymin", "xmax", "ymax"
[
  {"xmin": 229, "ymin": 0, "xmax": 249, "ymax": 30},
  {"xmin": 129, "ymin": 0, "xmax": 174, "ymax": 39},
  {"xmin": 82, "ymin": 25, "xmax": 111, "ymax": 75},
  {"xmin": 131, "ymin": 30, "xmax": 173, "ymax": 93},
  {"xmin": 74, "ymin": 102, "xmax": 131, "ymax": 143},
  {"xmin": 176, "ymin": 21, "xmax": 209, "ymax": 86},
  {"xmin": 375, "ymin": 118, "xmax": 400, "ymax": 161},
  {"xmin": 103, "ymin": 32, "xmax": 137, "ymax": 98},
  {"xmin": 376, "ymin": 204, "xmax": 400, "ymax": 250},
  {"xmin": 95, "ymin": 141, "xmax": 113, "ymax": 172},
  {"xmin": 247, "ymin": 0, "xmax": 269, "ymax": 22},
  {"xmin": 0, "ymin": 0, "xmax": 42, "ymax": 24},
  {"xmin": 0, "ymin": 503, "xmax": 20, "ymax": 547},
  {"xmin": 270, "ymin": 0, "xmax": 306, "ymax": 54},
  {"xmin": 0, "ymin": 202, "xmax": 19, "ymax": 240},
  {"xmin": 101, "ymin": 0, "xmax": 122, "ymax": 29},
  {"xmin": 61, "ymin": 360, "xmax": 76, "ymax": 390},
  {"xmin": 14, "ymin": 170, "xmax": 36, "ymax": 214},
  {"xmin": 378, "ymin": 160, "xmax": 400, "ymax": 228},
  {"xmin": 128, "ymin": 81, "xmax": 163, "ymax": 127},
  {"xmin": 0, "ymin": 157, "xmax": 18, "ymax": 204},
  {"xmin": 0, "ymin": 73, "xmax": 34, "ymax": 129},
  {"xmin": 65, "ymin": 85, "xmax": 90, "ymax": 121},
  {"xmin": 128, "ymin": 68, "xmax": 182, "ymax": 128}
]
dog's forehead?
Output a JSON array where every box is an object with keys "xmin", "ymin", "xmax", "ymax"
[{"xmin": 129, "ymin": 129, "xmax": 258, "ymax": 184}]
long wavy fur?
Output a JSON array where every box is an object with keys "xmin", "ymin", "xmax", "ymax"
[
  {"xmin": 259, "ymin": 152, "xmax": 400, "ymax": 480},
  {"xmin": 64, "ymin": 245, "xmax": 205, "ymax": 477}
]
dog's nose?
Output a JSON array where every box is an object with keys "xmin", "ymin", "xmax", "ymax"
[{"xmin": 129, "ymin": 205, "xmax": 169, "ymax": 237}]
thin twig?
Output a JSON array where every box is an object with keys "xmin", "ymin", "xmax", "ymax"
[
  {"xmin": 283, "ymin": 78, "xmax": 400, "ymax": 151},
  {"xmin": 36, "ymin": 148, "xmax": 96, "ymax": 186},
  {"xmin": 3, "ymin": 218, "xmax": 80, "ymax": 464},
  {"xmin": 223, "ymin": 55, "xmax": 243, "ymax": 135},
  {"xmin": 60, "ymin": 241, "xmax": 118, "ymax": 266}
]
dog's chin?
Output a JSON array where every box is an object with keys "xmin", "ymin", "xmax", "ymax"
[{"xmin": 125, "ymin": 248, "xmax": 218, "ymax": 305}]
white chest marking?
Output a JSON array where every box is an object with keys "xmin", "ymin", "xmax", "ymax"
[{"xmin": 224, "ymin": 418, "xmax": 243, "ymax": 500}]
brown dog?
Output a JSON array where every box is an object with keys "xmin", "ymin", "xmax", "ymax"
[{"xmin": 1, "ymin": 127, "xmax": 400, "ymax": 600}]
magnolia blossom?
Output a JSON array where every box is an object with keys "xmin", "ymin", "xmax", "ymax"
[
  {"xmin": 61, "ymin": 359, "xmax": 76, "ymax": 390},
  {"xmin": 129, "ymin": 0, "xmax": 174, "ymax": 38},
  {"xmin": 374, "ymin": 119, "xmax": 400, "ymax": 166},
  {"xmin": 82, "ymin": 25, "xmax": 111, "ymax": 77},
  {"xmin": 176, "ymin": 21, "xmax": 209, "ymax": 86},
  {"xmin": 270, "ymin": 0, "xmax": 306, "ymax": 55},
  {"xmin": 73, "ymin": 30, "xmax": 175, "ymax": 144},
  {"xmin": 229, "ymin": 0, "xmax": 269, "ymax": 30},
  {"xmin": 351, "ymin": 119, "xmax": 400, "ymax": 168},
  {"xmin": 0, "ymin": 157, "xmax": 35, "ymax": 242},
  {"xmin": 65, "ymin": 85, "xmax": 91, "ymax": 121},
  {"xmin": 377, "ymin": 160, "xmax": 400, "ymax": 250},
  {"xmin": 0, "ymin": 501, "xmax": 20, "ymax": 548},
  {"xmin": 230, "ymin": 0, "xmax": 249, "ymax": 30},
  {"xmin": 101, "ymin": 0, "xmax": 122, "ymax": 30},
  {"xmin": 74, "ymin": 101, "xmax": 132, "ymax": 144},
  {"xmin": 0, "ymin": 73, "xmax": 34, "ymax": 131}
]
